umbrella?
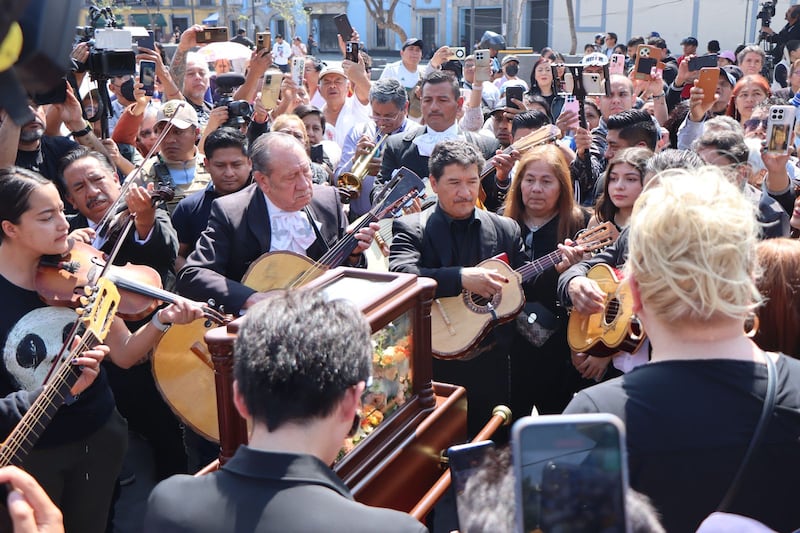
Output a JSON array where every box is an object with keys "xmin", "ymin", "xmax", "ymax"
[
  {"xmin": 479, "ymin": 31, "xmax": 506, "ymax": 50},
  {"xmin": 197, "ymin": 41, "xmax": 252, "ymax": 62}
]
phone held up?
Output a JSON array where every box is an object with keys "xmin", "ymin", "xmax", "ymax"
[
  {"xmin": 261, "ymin": 70, "xmax": 282, "ymax": 110},
  {"xmin": 449, "ymin": 440, "xmax": 496, "ymax": 531},
  {"xmin": 256, "ymin": 31, "xmax": 272, "ymax": 53},
  {"xmin": 196, "ymin": 27, "xmax": 228, "ymax": 44},
  {"xmin": 766, "ymin": 105, "xmax": 795, "ymax": 155},
  {"xmin": 697, "ymin": 67, "xmax": 720, "ymax": 107},
  {"xmin": 139, "ymin": 60, "xmax": 156, "ymax": 96},
  {"xmin": 333, "ymin": 13, "xmax": 354, "ymax": 41},
  {"xmin": 506, "ymin": 86, "xmax": 524, "ymax": 110},
  {"xmin": 345, "ymin": 41, "xmax": 360, "ymax": 63},
  {"xmin": 512, "ymin": 414, "xmax": 630, "ymax": 533}
]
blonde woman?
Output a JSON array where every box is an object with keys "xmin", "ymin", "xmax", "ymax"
[{"xmin": 565, "ymin": 167, "xmax": 800, "ymax": 532}]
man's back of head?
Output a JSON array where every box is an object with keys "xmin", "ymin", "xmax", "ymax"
[
  {"xmin": 233, "ymin": 290, "xmax": 372, "ymax": 434},
  {"xmin": 607, "ymin": 109, "xmax": 659, "ymax": 151}
]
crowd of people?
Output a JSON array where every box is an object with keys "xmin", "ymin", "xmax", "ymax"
[{"xmin": 0, "ymin": 9, "xmax": 800, "ymax": 532}]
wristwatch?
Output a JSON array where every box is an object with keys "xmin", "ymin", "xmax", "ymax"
[{"xmin": 71, "ymin": 123, "xmax": 92, "ymax": 138}]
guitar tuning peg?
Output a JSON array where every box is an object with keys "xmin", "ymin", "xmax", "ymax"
[
  {"xmin": 527, "ymin": 312, "xmax": 538, "ymax": 324},
  {"xmin": 79, "ymin": 296, "xmax": 90, "ymax": 307},
  {"xmin": 207, "ymin": 298, "xmax": 216, "ymax": 308},
  {"xmin": 83, "ymin": 285, "xmax": 94, "ymax": 296},
  {"xmin": 76, "ymin": 307, "xmax": 85, "ymax": 315}
]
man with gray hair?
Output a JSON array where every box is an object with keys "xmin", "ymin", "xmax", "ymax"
[
  {"xmin": 336, "ymin": 78, "xmax": 421, "ymax": 219},
  {"xmin": 177, "ymin": 132, "xmax": 379, "ymax": 315},
  {"xmin": 144, "ymin": 290, "xmax": 428, "ymax": 532}
]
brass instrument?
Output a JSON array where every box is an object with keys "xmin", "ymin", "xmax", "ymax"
[{"xmin": 338, "ymin": 134, "xmax": 389, "ymax": 199}]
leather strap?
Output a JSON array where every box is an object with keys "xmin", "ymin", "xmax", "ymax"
[{"xmin": 717, "ymin": 351, "xmax": 778, "ymax": 511}]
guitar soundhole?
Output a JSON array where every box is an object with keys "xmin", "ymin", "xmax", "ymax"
[
  {"xmin": 604, "ymin": 298, "xmax": 620, "ymax": 325},
  {"xmin": 463, "ymin": 291, "xmax": 502, "ymax": 313}
]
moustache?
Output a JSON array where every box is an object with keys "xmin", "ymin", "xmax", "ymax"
[{"xmin": 86, "ymin": 195, "xmax": 110, "ymax": 210}]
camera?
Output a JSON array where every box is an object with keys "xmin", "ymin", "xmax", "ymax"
[
  {"xmin": 215, "ymin": 73, "xmax": 252, "ymax": 128},
  {"xmin": 757, "ymin": 0, "xmax": 777, "ymax": 28},
  {"xmin": 74, "ymin": 8, "xmax": 135, "ymax": 78}
]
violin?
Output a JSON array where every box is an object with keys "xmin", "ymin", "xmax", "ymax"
[{"xmin": 36, "ymin": 240, "xmax": 225, "ymax": 324}]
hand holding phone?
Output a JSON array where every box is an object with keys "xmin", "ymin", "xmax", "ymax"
[
  {"xmin": 256, "ymin": 31, "xmax": 272, "ymax": 52},
  {"xmin": 697, "ymin": 67, "xmax": 720, "ymax": 107},
  {"xmin": 506, "ymin": 86, "xmax": 524, "ymax": 110},
  {"xmin": 196, "ymin": 27, "xmax": 228, "ymax": 44},
  {"xmin": 766, "ymin": 105, "xmax": 795, "ymax": 154},
  {"xmin": 345, "ymin": 41, "xmax": 360, "ymax": 63},
  {"xmin": 261, "ymin": 70, "xmax": 282, "ymax": 110},
  {"xmin": 139, "ymin": 60, "xmax": 156, "ymax": 97},
  {"xmin": 688, "ymin": 54, "xmax": 719, "ymax": 72}
]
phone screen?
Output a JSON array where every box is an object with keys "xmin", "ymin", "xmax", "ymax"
[
  {"xmin": 506, "ymin": 86, "xmax": 524, "ymax": 110},
  {"xmin": 449, "ymin": 441, "xmax": 496, "ymax": 530},
  {"xmin": 140, "ymin": 60, "xmax": 156, "ymax": 96},
  {"xmin": 513, "ymin": 415, "xmax": 628, "ymax": 533},
  {"xmin": 688, "ymin": 54, "xmax": 719, "ymax": 71}
]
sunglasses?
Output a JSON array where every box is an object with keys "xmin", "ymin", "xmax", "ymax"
[{"xmin": 743, "ymin": 118, "xmax": 768, "ymax": 130}]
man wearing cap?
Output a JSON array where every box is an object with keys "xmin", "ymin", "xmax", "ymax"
[
  {"xmin": 138, "ymin": 100, "xmax": 211, "ymax": 213},
  {"xmin": 319, "ymin": 59, "xmax": 371, "ymax": 145},
  {"xmin": 485, "ymin": 100, "xmax": 514, "ymax": 149},
  {"xmin": 380, "ymin": 38, "xmax": 425, "ymax": 89},
  {"xmin": 494, "ymin": 56, "xmax": 528, "ymax": 94},
  {"xmin": 676, "ymin": 65, "xmax": 742, "ymax": 150},
  {"xmin": 230, "ymin": 28, "xmax": 254, "ymax": 49}
]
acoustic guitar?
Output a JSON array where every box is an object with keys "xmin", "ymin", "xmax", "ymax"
[
  {"xmin": 566, "ymin": 263, "xmax": 646, "ymax": 357},
  {"xmin": 0, "ymin": 277, "xmax": 119, "ymax": 467},
  {"xmin": 153, "ymin": 168, "xmax": 426, "ymax": 442},
  {"xmin": 431, "ymin": 222, "xmax": 615, "ymax": 360}
]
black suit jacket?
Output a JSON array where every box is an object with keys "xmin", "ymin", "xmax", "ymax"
[
  {"xmin": 375, "ymin": 127, "xmax": 508, "ymax": 211},
  {"xmin": 389, "ymin": 206, "xmax": 525, "ymax": 298},
  {"xmin": 177, "ymin": 183, "xmax": 347, "ymax": 314},
  {"xmin": 144, "ymin": 446, "xmax": 428, "ymax": 533}
]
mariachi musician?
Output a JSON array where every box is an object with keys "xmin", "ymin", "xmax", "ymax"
[
  {"xmin": 58, "ymin": 144, "xmax": 195, "ymax": 485},
  {"xmin": 389, "ymin": 140, "xmax": 526, "ymax": 439},
  {"xmin": 334, "ymin": 78, "xmax": 421, "ymax": 221}
]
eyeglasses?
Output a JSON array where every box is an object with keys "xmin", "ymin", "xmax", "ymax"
[
  {"xmin": 369, "ymin": 110, "xmax": 402, "ymax": 123},
  {"xmin": 139, "ymin": 128, "xmax": 156, "ymax": 137},
  {"xmin": 743, "ymin": 118, "xmax": 768, "ymax": 130}
]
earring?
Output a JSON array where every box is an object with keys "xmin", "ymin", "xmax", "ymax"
[
  {"xmin": 744, "ymin": 313, "xmax": 760, "ymax": 338},
  {"xmin": 629, "ymin": 314, "xmax": 644, "ymax": 341}
]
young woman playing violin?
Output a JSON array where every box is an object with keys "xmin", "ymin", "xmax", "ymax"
[{"xmin": 0, "ymin": 167, "xmax": 202, "ymax": 533}]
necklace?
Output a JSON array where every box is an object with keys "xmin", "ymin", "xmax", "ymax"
[{"xmin": 525, "ymin": 212, "xmax": 557, "ymax": 232}]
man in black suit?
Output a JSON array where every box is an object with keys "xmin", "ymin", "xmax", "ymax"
[
  {"xmin": 59, "ymin": 146, "xmax": 189, "ymax": 480},
  {"xmin": 144, "ymin": 290, "xmax": 428, "ymax": 533},
  {"xmin": 389, "ymin": 140, "xmax": 525, "ymax": 437},
  {"xmin": 375, "ymin": 71, "xmax": 515, "ymax": 212},
  {"xmin": 177, "ymin": 132, "xmax": 378, "ymax": 316}
]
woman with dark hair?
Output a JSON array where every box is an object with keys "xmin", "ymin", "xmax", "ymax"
[
  {"xmin": 0, "ymin": 168, "xmax": 201, "ymax": 532},
  {"xmin": 589, "ymin": 147, "xmax": 651, "ymax": 231},
  {"xmin": 527, "ymin": 57, "xmax": 565, "ymax": 118},
  {"xmin": 503, "ymin": 145, "xmax": 587, "ymax": 417},
  {"xmin": 755, "ymin": 238, "xmax": 800, "ymax": 358}
]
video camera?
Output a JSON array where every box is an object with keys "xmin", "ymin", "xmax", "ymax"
[
  {"xmin": 215, "ymin": 73, "xmax": 253, "ymax": 128},
  {"xmin": 758, "ymin": 0, "xmax": 778, "ymax": 41},
  {"xmin": 74, "ymin": 6, "xmax": 135, "ymax": 79}
]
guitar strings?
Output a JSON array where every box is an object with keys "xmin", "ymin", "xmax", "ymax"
[{"xmin": 0, "ymin": 331, "xmax": 98, "ymax": 465}]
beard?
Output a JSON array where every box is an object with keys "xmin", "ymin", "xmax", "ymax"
[{"xmin": 19, "ymin": 126, "xmax": 44, "ymax": 143}]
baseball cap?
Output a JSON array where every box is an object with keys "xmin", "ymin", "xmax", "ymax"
[
  {"xmin": 319, "ymin": 66, "xmax": 346, "ymax": 81},
  {"xmin": 402, "ymin": 38, "xmax": 423, "ymax": 50},
  {"xmin": 648, "ymin": 31, "xmax": 661, "ymax": 38},
  {"xmin": 719, "ymin": 50, "xmax": 737, "ymax": 63},
  {"xmin": 501, "ymin": 55, "xmax": 520, "ymax": 66},
  {"xmin": 681, "ymin": 36, "xmax": 699, "ymax": 47},
  {"xmin": 722, "ymin": 65, "xmax": 744, "ymax": 86},
  {"xmin": 594, "ymin": 33, "xmax": 604, "ymax": 40},
  {"xmin": 156, "ymin": 100, "xmax": 199, "ymax": 129},
  {"xmin": 490, "ymin": 98, "xmax": 508, "ymax": 115}
]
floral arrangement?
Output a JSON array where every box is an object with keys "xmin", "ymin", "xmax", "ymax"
[{"xmin": 337, "ymin": 317, "xmax": 414, "ymax": 461}]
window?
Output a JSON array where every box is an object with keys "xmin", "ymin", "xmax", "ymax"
[{"xmin": 376, "ymin": 25, "xmax": 386, "ymax": 48}]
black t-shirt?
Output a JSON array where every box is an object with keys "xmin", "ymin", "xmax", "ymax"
[
  {"xmin": 15, "ymin": 135, "xmax": 78, "ymax": 187},
  {"xmin": 172, "ymin": 185, "xmax": 219, "ymax": 250},
  {"xmin": 564, "ymin": 356, "xmax": 800, "ymax": 531},
  {"xmin": 0, "ymin": 275, "xmax": 113, "ymax": 447}
]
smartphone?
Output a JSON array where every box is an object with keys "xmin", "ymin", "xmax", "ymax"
[
  {"xmin": 559, "ymin": 94, "xmax": 580, "ymax": 129},
  {"xmin": 256, "ymin": 31, "xmax": 271, "ymax": 52},
  {"xmin": 449, "ymin": 47, "xmax": 467, "ymax": 60},
  {"xmin": 290, "ymin": 57, "xmax": 306, "ymax": 87},
  {"xmin": 32, "ymin": 78, "xmax": 67, "ymax": 106},
  {"xmin": 345, "ymin": 41, "xmax": 359, "ymax": 63},
  {"xmin": 136, "ymin": 30, "xmax": 155, "ymax": 52},
  {"xmin": 506, "ymin": 86, "xmax": 524, "ymax": 110},
  {"xmin": 512, "ymin": 414, "xmax": 629, "ymax": 533},
  {"xmin": 261, "ymin": 70, "xmax": 282, "ymax": 110},
  {"xmin": 139, "ymin": 60, "xmax": 156, "ymax": 96},
  {"xmin": 609, "ymin": 53, "xmax": 626, "ymax": 75},
  {"xmin": 766, "ymin": 105, "xmax": 795, "ymax": 154},
  {"xmin": 310, "ymin": 143, "xmax": 325, "ymax": 164},
  {"xmin": 449, "ymin": 441, "xmax": 496, "ymax": 530},
  {"xmin": 196, "ymin": 27, "xmax": 228, "ymax": 44},
  {"xmin": 697, "ymin": 66, "xmax": 720, "ymax": 106},
  {"xmin": 582, "ymin": 71, "xmax": 607, "ymax": 95},
  {"xmin": 688, "ymin": 53, "xmax": 719, "ymax": 71},
  {"xmin": 333, "ymin": 13, "xmax": 354, "ymax": 40},
  {"xmin": 474, "ymin": 49, "xmax": 491, "ymax": 68},
  {"xmin": 633, "ymin": 44, "xmax": 658, "ymax": 81}
]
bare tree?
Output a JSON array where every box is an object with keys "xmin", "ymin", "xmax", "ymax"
[
  {"xmin": 270, "ymin": 0, "xmax": 303, "ymax": 37},
  {"xmin": 365, "ymin": 0, "xmax": 407, "ymax": 44},
  {"xmin": 566, "ymin": 0, "xmax": 577, "ymax": 54},
  {"xmin": 507, "ymin": 0, "xmax": 526, "ymax": 47}
]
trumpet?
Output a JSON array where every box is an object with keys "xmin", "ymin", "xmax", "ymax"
[{"xmin": 338, "ymin": 134, "xmax": 389, "ymax": 199}]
